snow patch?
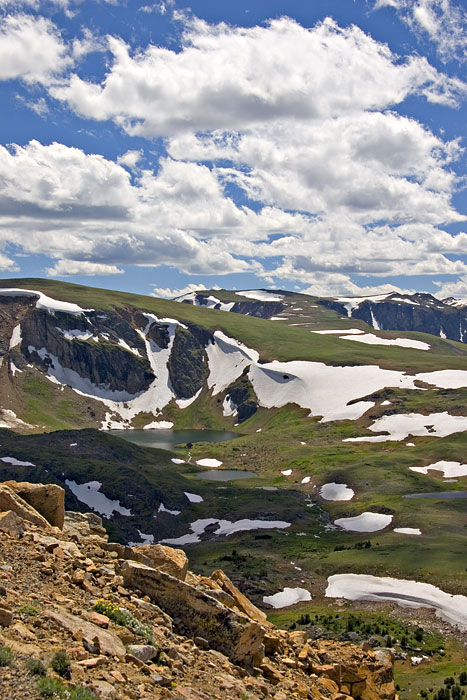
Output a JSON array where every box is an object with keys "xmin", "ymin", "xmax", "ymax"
[
  {"xmin": 161, "ymin": 517, "xmax": 290, "ymax": 545},
  {"xmin": 340, "ymin": 333, "xmax": 430, "ymax": 351},
  {"xmin": 206, "ymin": 331, "xmax": 258, "ymax": 395},
  {"xmin": 393, "ymin": 528, "xmax": 422, "ymax": 535},
  {"xmin": 0, "ymin": 288, "xmax": 91, "ymax": 315},
  {"xmin": 410, "ymin": 461, "xmax": 467, "ymax": 478},
  {"xmin": 117, "ymin": 338, "xmax": 141, "ymax": 356},
  {"xmin": 343, "ymin": 412, "xmax": 467, "ymax": 443},
  {"xmin": 143, "ymin": 421, "xmax": 174, "ymax": 429},
  {"xmin": 301, "ymin": 476, "xmax": 311, "ymax": 484},
  {"xmin": 325, "ymin": 574, "xmax": 467, "ymax": 631},
  {"xmin": 334, "ymin": 512, "xmax": 392, "ymax": 532},
  {"xmin": 9, "ymin": 324, "xmax": 21, "ymax": 349},
  {"xmin": 320, "ymin": 483, "xmax": 354, "ymax": 501},
  {"xmin": 263, "ymin": 587, "xmax": 311, "ymax": 609},
  {"xmin": 184, "ymin": 492, "xmax": 203, "ymax": 503},
  {"xmin": 171, "ymin": 458, "xmax": 185, "ymax": 464},
  {"xmin": 281, "ymin": 469, "xmax": 293, "ymax": 476},
  {"xmin": 1, "ymin": 456, "xmax": 35, "ymax": 467},
  {"xmin": 312, "ymin": 328, "xmax": 364, "ymax": 335},
  {"xmin": 175, "ymin": 388, "xmax": 202, "ymax": 409},
  {"xmin": 10, "ymin": 361, "xmax": 22, "ymax": 376},
  {"xmin": 236, "ymin": 290, "xmax": 284, "ymax": 302},
  {"xmin": 223, "ymin": 395, "xmax": 237, "ymax": 417},
  {"xmin": 65, "ymin": 480, "xmax": 132, "ymax": 517},
  {"xmin": 196, "ymin": 458, "xmax": 223, "ymax": 468},
  {"xmin": 158, "ymin": 503, "xmax": 181, "ymax": 515}
]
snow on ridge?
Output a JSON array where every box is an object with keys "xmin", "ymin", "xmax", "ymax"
[
  {"xmin": 176, "ymin": 388, "xmax": 202, "ymax": 409},
  {"xmin": 0, "ymin": 288, "xmax": 91, "ymax": 315},
  {"xmin": 335, "ymin": 293, "xmax": 392, "ymax": 317},
  {"xmin": 236, "ymin": 290, "xmax": 284, "ymax": 302},
  {"xmin": 65, "ymin": 479, "xmax": 132, "ymax": 517},
  {"xmin": 325, "ymin": 573, "xmax": 467, "ymax": 631},
  {"xmin": 206, "ymin": 331, "xmax": 259, "ymax": 396}
]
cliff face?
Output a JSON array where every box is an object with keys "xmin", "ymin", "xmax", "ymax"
[
  {"xmin": 0, "ymin": 481, "xmax": 397, "ymax": 700},
  {"xmin": 319, "ymin": 293, "xmax": 467, "ymax": 343},
  {"xmin": 20, "ymin": 308, "xmax": 154, "ymax": 396}
]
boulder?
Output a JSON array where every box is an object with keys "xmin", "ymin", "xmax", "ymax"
[
  {"xmin": 131, "ymin": 544, "xmax": 188, "ymax": 581},
  {"xmin": 0, "ymin": 510, "xmax": 24, "ymax": 538},
  {"xmin": 0, "ymin": 485, "xmax": 51, "ymax": 529},
  {"xmin": 118, "ymin": 560, "xmax": 264, "ymax": 667},
  {"xmin": 209, "ymin": 569, "xmax": 268, "ymax": 625},
  {"xmin": 0, "ymin": 606, "xmax": 13, "ymax": 627},
  {"xmin": 44, "ymin": 608, "xmax": 126, "ymax": 658},
  {"xmin": 127, "ymin": 644, "xmax": 159, "ymax": 663},
  {"xmin": 4, "ymin": 481, "xmax": 65, "ymax": 529},
  {"xmin": 63, "ymin": 511, "xmax": 108, "ymax": 545}
]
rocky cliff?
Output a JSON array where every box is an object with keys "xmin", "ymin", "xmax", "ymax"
[
  {"xmin": 0, "ymin": 481, "xmax": 397, "ymax": 700},
  {"xmin": 319, "ymin": 293, "xmax": 467, "ymax": 344}
]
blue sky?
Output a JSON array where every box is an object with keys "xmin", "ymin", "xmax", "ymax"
[{"xmin": 0, "ymin": 0, "xmax": 465, "ymax": 299}]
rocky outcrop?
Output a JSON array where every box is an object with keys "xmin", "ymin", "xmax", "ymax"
[
  {"xmin": 168, "ymin": 326, "xmax": 208, "ymax": 398},
  {"xmin": 224, "ymin": 371, "xmax": 258, "ymax": 422},
  {"xmin": 20, "ymin": 308, "xmax": 154, "ymax": 395},
  {"xmin": 0, "ymin": 510, "xmax": 24, "ymax": 538},
  {"xmin": 4, "ymin": 480, "xmax": 65, "ymax": 528},
  {"xmin": 0, "ymin": 484, "xmax": 51, "ymax": 529},
  {"xmin": 230, "ymin": 299, "xmax": 286, "ymax": 319},
  {"xmin": 320, "ymin": 293, "xmax": 467, "ymax": 344},
  {"xmin": 130, "ymin": 544, "xmax": 189, "ymax": 581},
  {"xmin": 0, "ymin": 480, "xmax": 397, "ymax": 700},
  {"xmin": 118, "ymin": 559, "xmax": 265, "ymax": 666},
  {"xmin": 44, "ymin": 608, "xmax": 126, "ymax": 658}
]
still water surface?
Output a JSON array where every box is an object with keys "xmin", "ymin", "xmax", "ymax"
[{"xmin": 108, "ymin": 428, "xmax": 239, "ymax": 452}]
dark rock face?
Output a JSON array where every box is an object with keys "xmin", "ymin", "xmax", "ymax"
[
  {"xmin": 147, "ymin": 322, "xmax": 170, "ymax": 349},
  {"xmin": 319, "ymin": 293, "xmax": 467, "ymax": 344},
  {"xmin": 225, "ymin": 373, "xmax": 258, "ymax": 423},
  {"xmin": 230, "ymin": 300, "xmax": 286, "ymax": 319},
  {"xmin": 20, "ymin": 308, "xmax": 154, "ymax": 395},
  {"xmin": 168, "ymin": 326, "xmax": 208, "ymax": 399}
]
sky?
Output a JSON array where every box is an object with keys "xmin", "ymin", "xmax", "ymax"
[{"xmin": 0, "ymin": 0, "xmax": 466, "ymax": 300}]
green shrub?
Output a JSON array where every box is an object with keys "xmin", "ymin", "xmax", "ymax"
[
  {"xmin": 37, "ymin": 677, "xmax": 98, "ymax": 700},
  {"xmin": 18, "ymin": 603, "xmax": 40, "ymax": 617},
  {"xmin": 93, "ymin": 599, "xmax": 154, "ymax": 645},
  {"xmin": 26, "ymin": 657, "xmax": 47, "ymax": 676},
  {"xmin": 0, "ymin": 645, "xmax": 13, "ymax": 667},
  {"xmin": 50, "ymin": 650, "xmax": 71, "ymax": 679}
]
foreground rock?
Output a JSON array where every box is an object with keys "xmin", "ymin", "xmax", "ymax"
[
  {"xmin": 0, "ymin": 484, "xmax": 51, "ymax": 529},
  {"xmin": 131, "ymin": 544, "xmax": 189, "ymax": 581},
  {"xmin": 0, "ymin": 480, "xmax": 397, "ymax": 700},
  {"xmin": 4, "ymin": 480, "xmax": 65, "ymax": 528},
  {"xmin": 119, "ymin": 560, "xmax": 264, "ymax": 666}
]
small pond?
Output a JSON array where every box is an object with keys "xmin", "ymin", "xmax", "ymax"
[
  {"xmin": 404, "ymin": 491, "xmax": 467, "ymax": 499},
  {"xmin": 194, "ymin": 469, "xmax": 256, "ymax": 482},
  {"xmin": 108, "ymin": 428, "xmax": 239, "ymax": 452}
]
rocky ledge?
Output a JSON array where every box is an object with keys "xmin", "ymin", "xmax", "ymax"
[{"xmin": 0, "ymin": 481, "xmax": 397, "ymax": 700}]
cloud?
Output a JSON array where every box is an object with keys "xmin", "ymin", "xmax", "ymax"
[
  {"xmin": 0, "ymin": 252, "xmax": 18, "ymax": 271},
  {"xmin": 46, "ymin": 260, "xmax": 124, "ymax": 276},
  {"xmin": 0, "ymin": 13, "xmax": 72, "ymax": 84},
  {"xmin": 374, "ymin": 0, "xmax": 467, "ymax": 63},
  {"xmin": 151, "ymin": 282, "xmax": 211, "ymax": 298},
  {"xmin": 433, "ymin": 276, "xmax": 467, "ymax": 299},
  {"xmin": 116, "ymin": 150, "xmax": 143, "ymax": 171},
  {"xmin": 50, "ymin": 16, "xmax": 465, "ymax": 135},
  {"xmin": 299, "ymin": 272, "xmax": 413, "ymax": 298}
]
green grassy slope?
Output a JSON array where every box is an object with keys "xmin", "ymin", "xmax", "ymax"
[{"xmin": 1, "ymin": 278, "xmax": 467, "ymax": 371}]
